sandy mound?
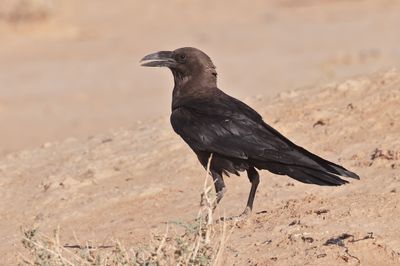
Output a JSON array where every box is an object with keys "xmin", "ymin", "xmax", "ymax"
[{"xmin": 1, "ymin": 69, "xmax": 400, "ymax": 264}]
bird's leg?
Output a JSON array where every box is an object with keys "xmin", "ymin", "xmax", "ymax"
[
  {"xmin": 222, "ymin": 167, "xmax": 260, "ymax": 222},
  {"xmin": 240, "ymin": 167, "xmax": 260, "ymax": 217},
  {"xmin": 212, "ymin": 171, "xmax": 226, "ymax": 210},
  {"xmin": 200, "ymin": 170, "xmax": 226, "ymax": 208}
]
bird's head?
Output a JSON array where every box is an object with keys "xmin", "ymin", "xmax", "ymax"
[{"xmin": 140, "ymin": 47, "xmax": 217, "ymax": 83}]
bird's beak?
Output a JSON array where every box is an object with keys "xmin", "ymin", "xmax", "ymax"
[{"xmin": 140, "ymin": 51, "xmax": 176, "ymax": 67}]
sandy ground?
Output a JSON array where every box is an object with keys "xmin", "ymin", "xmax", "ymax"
[{"xmin": 1, "ymin": 0, "xmax": 400, "ymax": 265}]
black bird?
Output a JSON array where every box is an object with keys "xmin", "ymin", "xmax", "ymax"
[{"xmin": 141, "ymin": 47, "xmax": 359, "ymax": 218}]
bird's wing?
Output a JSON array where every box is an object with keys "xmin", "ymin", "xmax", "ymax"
[
  {"xmin": 170, "ymin": 92, "xmax": 359, "ymax": 181},
  {"xmin": 171, "ymin": 94, "xmax": 299, "ymax": 163}
]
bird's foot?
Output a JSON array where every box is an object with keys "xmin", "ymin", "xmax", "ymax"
[
  {"xmin": 220, "ymin": 207, "xmax": 252, "ymax": 222},
  {"xmin": 200, "ymin": 192, "xmax": 215, "ymax": 209},
  {"xmin": 201, "ymin": 188, "xmax": 226, "ymax": 210},
  {"xmin": 200, "ymin": 192, "xmax": 208, "ymax": 207}
]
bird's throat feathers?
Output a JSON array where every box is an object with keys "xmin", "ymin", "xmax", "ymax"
[{"xmin": 171, "ymin": 67, "xmax": 217, "ymax": 104}]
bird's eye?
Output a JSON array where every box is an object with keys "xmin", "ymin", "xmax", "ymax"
[{"xmin": 179, "ymin": 54, "xmax": 186, "ymax": 60}]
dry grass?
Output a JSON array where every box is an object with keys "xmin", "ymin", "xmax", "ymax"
[{"xmin": 19, "ymin": 155, "xmax": 231, "ymax": 265}]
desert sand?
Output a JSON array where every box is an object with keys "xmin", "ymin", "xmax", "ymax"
[{"xmin": 0, "ymin": 0, "xmax": 400, "ymax": 265}]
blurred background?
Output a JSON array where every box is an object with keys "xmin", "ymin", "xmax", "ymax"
[{"xmin": 0, "ymin": 0, "xmax": 399, "ymax": 155}]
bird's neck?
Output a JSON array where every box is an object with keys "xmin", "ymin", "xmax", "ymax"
[
  {"xmin": 172, "ymin": 70, "xmax": 191, "ymax": 89},
  {"xmin": 171, "ymin": 70, "xmax": 217, "ymax": 110}
]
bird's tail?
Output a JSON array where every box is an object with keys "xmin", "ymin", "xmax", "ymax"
[
  {"xmin": 284, "ymin": 165, "xmax": 350, "ymax": 186},
  {"xmin": 255, "ymin": 149, "xmax": 359, "ymax": 186},
  {"xmin": 295, "ymin": 145, "xmax": 360, "ymax": 180},
  {"xmin": 259, "ymin": 123, "xmax": 359, "ymax": 184},
  {"xmin": 257, "ymin": 161, "xmax": 355, "ymax": 186}
]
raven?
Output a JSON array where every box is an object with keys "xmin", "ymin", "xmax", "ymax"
[{"xmin": 141, "ymin": 47, "xmax": 359, "ymax": 218}]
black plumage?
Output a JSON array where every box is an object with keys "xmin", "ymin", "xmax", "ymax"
[{"xmin": 141, "ymin": 47, "xmax": 359, "ymax": 217}]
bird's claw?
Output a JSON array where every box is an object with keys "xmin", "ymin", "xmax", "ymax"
[
  {"xmin": 219, "ymin": 207, "xmax": 252, "ymax": 222},
  {"xmin": 200, "ymin": 192, "xmax": 210, "ymax": 208},
  {"xmin": 200, "ymin": 192, "xmax": 218, "ymax": 210}
]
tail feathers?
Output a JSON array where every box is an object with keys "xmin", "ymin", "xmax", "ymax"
[
  {"xmin": 257, "ymin": 161, "xmax": 353, "ymax": 186},
  {"xmin": 324, "ymin": 163, "xmax": 359, "ymax": 180},
  {"xmin": 295, "ymin": 146, "xmax": 360, "ymax": 180},
  {"xmin": 296, "ymin": 167, "xmax": 348, "ymax": 186},
  {"xmin": 279, "ymin": 165, "xmax": 348, "ymax": 186}
]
